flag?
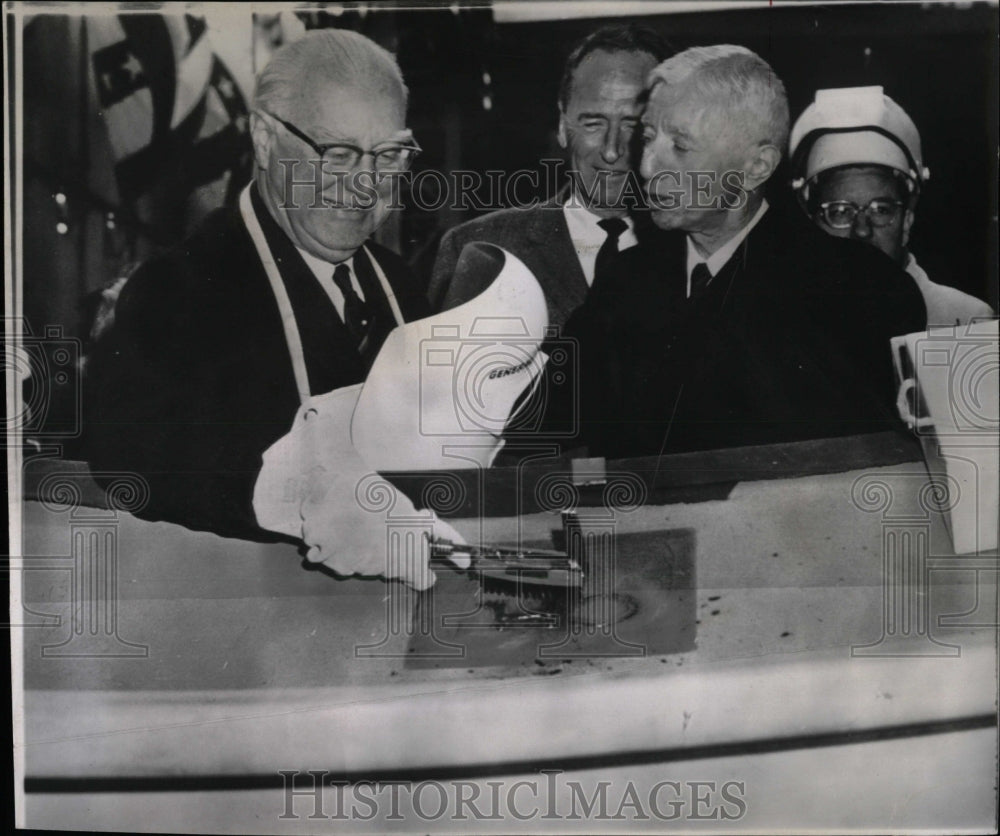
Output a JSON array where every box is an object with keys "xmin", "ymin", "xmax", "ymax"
[{"xmin": 88, "ymin": 13, "xmax": 252, "ymax": 210}]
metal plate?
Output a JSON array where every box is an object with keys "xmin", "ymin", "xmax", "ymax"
[{"xmin": 407, "ymin": 528, "xmax": 697, "ymax": 669}]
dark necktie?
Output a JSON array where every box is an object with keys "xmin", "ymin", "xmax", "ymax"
[
  {"xmin": 689, "ymin": 262, "xmax": 713, "ymax": 301},
  {"xmin": 331, "ymin": 263, "xmax": 373, "ymax": 348},
  {"xmin": 593, "ymin": 217, "xmax": 629, "ymax": 289}
]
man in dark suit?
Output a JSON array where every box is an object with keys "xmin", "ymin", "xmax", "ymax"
[
  {"xmin": 85, "ymin": 30, "xmax": 461, "ymax": 587},
  {"xmin": 557, "ymin": 45, "xmax": 927, "ymax": 459},
  {"xmin": 428, "ymin": 24, "xmax": 671, "ymax": 330}
]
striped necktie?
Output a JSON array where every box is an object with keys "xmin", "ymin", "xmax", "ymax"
[{"xmin": 331, "ymin": 263, "xmax": 373, "ymax": 348}]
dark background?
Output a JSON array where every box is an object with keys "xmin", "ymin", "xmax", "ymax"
[
  {"xmin": 396, "ymin": 1, "xmax": 998, "ymax": 305},
  {"xmin": 20, "ymin": 2, "xmax": 1000, "ymax": 377}
]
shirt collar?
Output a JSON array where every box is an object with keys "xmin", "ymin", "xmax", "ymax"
[
  {"xmin": 296, "ymin": 245, "xmax": 354, "ymax": 284},
  {"xmin": 562, "ymin": 197, "xmax": 635, "ymax": 242},
  {"xmin": 904, "ymin": 251, "xmax": 924, "ymax": 283},
  {"xmin": 245, "ymin": 183, "xmax": 356, "ymax": 284},
  {"xmin": 686, "ymin": 199, "xmax": 769, "ymax": 283}
]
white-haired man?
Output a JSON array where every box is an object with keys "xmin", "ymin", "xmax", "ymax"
[
  {"xmin": 790, "ymin": 85, "xmax": 994, "ymax": 326},
  {"xmin": 86, "ymin": 29, "xmax": 464, "ymax": 587},
  {"xmin": 559, "ymin": 45, "xmax": 927, "ymax": 458}
]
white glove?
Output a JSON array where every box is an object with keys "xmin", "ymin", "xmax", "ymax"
[
  {"xmin": 300, "ymin": 459, "xmax": 469, "ymax": 590},
  {"xmin": 254, "ymin": 387, "xmax": 470, "ymax": 589}
]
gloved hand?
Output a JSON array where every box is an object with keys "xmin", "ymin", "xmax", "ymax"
[
  {"xmin": 298, "ymin": 453, "xmax": 469, "ymax": 590},
  {"xmin": 254, "ymin": 385, "xmax": 469, "ymax": 589}
]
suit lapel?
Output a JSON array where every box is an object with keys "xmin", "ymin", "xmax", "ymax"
[
  {"xmin": 708, "ymin": 203, "xmax": 786, "ymax": 303},
  {"xmin": 249, "ymin": 186, "xmax": 366, "ymax": 395},
  {"xmin": 525, "ymin": 198, "xmax": 589, "ymax": 326},
  {"xmin": 352, "ymin": 247, "xmax": 398, "ymax": 373},
  {"xmin": 646, "ymin": 229, "xmax": 688, "ymax": 311}
]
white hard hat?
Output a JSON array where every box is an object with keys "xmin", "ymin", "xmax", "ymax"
[
  {"xmin": 789, "ymin": 86, "xmax": 929, "ymax": 194},
  {"xmin": 351, "ymin": 242, "xmax": 549, "ymax": 472}
]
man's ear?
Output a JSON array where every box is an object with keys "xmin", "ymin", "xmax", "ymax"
[
  {"xmin": 557, "ymin": 110, "xmax": 568, "ymax": 150},
  {"xmin": 249, "ymin": 111, "xmax": 275, "ymax": 171},
  {"xmin": 744, "ymin": 144, "xmax": 781, "ymax": 191}
]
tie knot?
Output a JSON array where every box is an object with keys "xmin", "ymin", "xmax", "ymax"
[
  {"xmin": 597, "ymin": 217, "xmax": 628, "ymax": 241},
  {"xmin": 691, "ymin": 262, "xmax": 712, "ymax": 282},
  {"xmin": 690, "ymin": 262, "xmax": 713, "ymax": 298},
  {"xmin": 331, "ymin": 263, "xmax": 353, "ymax": 295}
]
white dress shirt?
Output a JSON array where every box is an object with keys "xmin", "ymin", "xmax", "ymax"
[
  {"xmin": 562, "ymin": 200, "xmax": 638, "ymax": 286},
  {"xmin": 296, "ymin": 246, "xmax": 366, "ymax": 320},
  {"xmin": 905, "ymin": 253, "xmax": 995, "ymax": 327},
  {"xmin": 685, "ymin": 200, "xmax": 769, "ymax": 298}
]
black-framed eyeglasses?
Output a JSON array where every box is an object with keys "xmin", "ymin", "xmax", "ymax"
[
  {"xmin": 266, "ymin": 112, "xmax": 422, "ymax": 173},
  {"xmin": 816, "ymin": 199, "xmax": 905, "ymax": 230}
]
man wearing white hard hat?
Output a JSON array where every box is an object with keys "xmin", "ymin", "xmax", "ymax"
[{"xmin": 790, "ymin": 85, "xmax": 994, "ymax": 327}]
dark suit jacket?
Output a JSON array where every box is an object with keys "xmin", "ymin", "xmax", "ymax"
[
  {"xmin": 83, "ymin": 186, "xmax": 428, "ymax": 540},
  {"xmin": 428, "ymin": 199, "xmax": 589, "ymax": 331},
  {"xmin": 556, "ymin": 199, "xmax": 928, "ymax": 459}
]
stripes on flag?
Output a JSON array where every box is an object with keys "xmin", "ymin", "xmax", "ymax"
[{"xmin": 87, "ymin": 13, "xmax": 252, "ymax": 205}]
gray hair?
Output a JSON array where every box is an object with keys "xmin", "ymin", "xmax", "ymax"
[
  {"xmin": 253, "ymin": 29, "xmax": 408, "ymax": 118},
  {"xmin": 648, "ymin": 45, "xmax": 789, "ymax": 151}
]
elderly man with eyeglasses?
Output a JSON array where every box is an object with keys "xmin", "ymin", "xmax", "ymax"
[
  {"xmin": 790, "ymin": 86, "xmax": 994, "ymax": 327},
  {"xmin": 85, "ymin": 29, "xmax": 465, "ymax": 587}
]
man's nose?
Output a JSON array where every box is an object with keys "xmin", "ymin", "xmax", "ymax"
[
  {"xmin": 850, "ymin": 210, "xmax": 873, "ymax": 240},
  {"xmin": 600, "ymin": 127, "xmax": 623, "ymax": 164},
  {"xmin": 355, "ymin": 151, "xmax": 378, "ymax": 175},
  {"xmin": 334, "ymin": 154, "xmax": 379, "ymax": 197}
]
